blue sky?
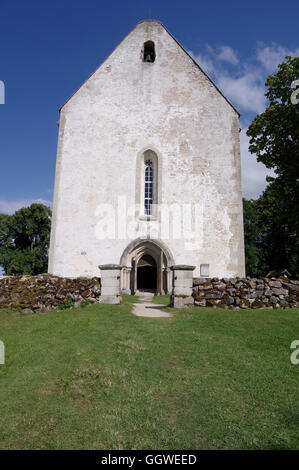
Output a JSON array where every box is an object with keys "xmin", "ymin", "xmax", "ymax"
[{"xmin": 0, "ymin": 0, "xmax": 298, "ymax": 213}]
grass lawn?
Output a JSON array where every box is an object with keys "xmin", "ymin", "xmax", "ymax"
[{"xmin": 0, "ymin": 296, "xmax": 298, "ymax": 450}]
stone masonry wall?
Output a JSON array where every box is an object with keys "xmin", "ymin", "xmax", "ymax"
[
  {"xmin": 0, "ymin": 274, "xmax": 101, "ymax": 314},
  {"xmin": 192, "ymin": 277, "xmax": 299, "ymax": 309},
  {"xmin": 1, "ymin": 274, "xmax": 298, "ymax": 313}
]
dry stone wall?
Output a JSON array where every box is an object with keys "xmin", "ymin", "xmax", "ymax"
[
  {"xmin": 1, "ymin": 274, "xmax": 298, "ymax": 313},
  {"xmin": 193, "ymin": 277, "xmax": 299, "ymax": 309},
  {"xmin": 0, "ymin": 274, "xmax": 101, "ymax": 313}
]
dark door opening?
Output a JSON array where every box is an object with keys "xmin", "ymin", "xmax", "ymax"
[
  {"xmin": 137, "ymin": 255, "xmax": 157, "ymax": 291},
  {"xmin": 137, "ymin": 266, "xmax": 157, "ymax": 290}
]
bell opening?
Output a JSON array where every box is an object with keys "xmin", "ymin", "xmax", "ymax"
[{"xmin": 143, "ymin": 41, "xmax": 155, "ymax": 63}]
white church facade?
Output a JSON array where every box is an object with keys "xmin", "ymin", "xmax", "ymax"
[{"xmin": 48, "ymin": 20, "xmax": 245, "ymax": 295}]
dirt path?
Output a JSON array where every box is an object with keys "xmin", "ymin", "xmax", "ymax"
[{"xmin": 132, "ymin": 293, "xmax": 172, "ymax": 318}]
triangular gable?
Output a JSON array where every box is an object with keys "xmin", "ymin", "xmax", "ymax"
[{"xmin": 59, "ymin": 20, "xmax": 240, "ymax": 117}]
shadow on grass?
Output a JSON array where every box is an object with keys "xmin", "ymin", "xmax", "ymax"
[{"xmin": 152, "ymin": 294, "xmax": 171, "ymax": 307}]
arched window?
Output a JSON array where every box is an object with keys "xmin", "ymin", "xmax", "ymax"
[
  {"xmin": 143, "ymin": 41, "xmax": 155, "ymax": 63},
  {"xmin": 144, "ymin": 159, "xmax": 153, "ymax": 215},
  {"xmin": 136, "ymin": 149, "xmax": 159, "ymax": 219}
]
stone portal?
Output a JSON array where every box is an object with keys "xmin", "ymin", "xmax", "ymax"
[{"xmin": 120, "ymin": 238, "xmax": 174, "ymax": 295}]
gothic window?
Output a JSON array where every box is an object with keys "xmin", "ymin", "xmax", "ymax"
[
  {"xmin": 144, "ymin": 159, "xmax": 153, "ymax": 215},
  {"xmin": 136, "ymin": 149, "xmax": 159, "ymax": 219},
  {"xmin": 143, "ymin": 41, "xmax": 156, "ymax": 63}
]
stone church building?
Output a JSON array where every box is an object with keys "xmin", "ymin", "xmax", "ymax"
[{"xmin": 48, "ymin": 20, "xmax": 245, "ymax": 296}]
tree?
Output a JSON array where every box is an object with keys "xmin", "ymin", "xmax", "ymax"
[
  {"xmin": 0, "ymin": 204, "xmax": 52, "ymax": 275},
  {"xmin": 243, "ymin": 198, "xmax": 262, "ymax": 277},
  {"xmin": 247, "ymin": 56, "xmax": 299, "ymax": 184},
  {"xmin": 245, "ymin": 56, "xmax": 299, "ymax": 278}
]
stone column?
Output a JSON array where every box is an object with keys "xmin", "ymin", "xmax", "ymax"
[
  {"xmin": 125, "ymin": 267, "xmax": 131, "ymax": 294},
  {"xmin": 121, "ymin": 266, "xmax": 130, "ymax": 294},
  {"xmin": 98, "ymin": 264, "xmax": 122, "ymax": 304},
  {"xmin": 167, "ymin": 267, "xmax": 172, "ymax": 294},
  {"xmin": 133, "ymin": 259, "xmax": 137, "ymax": 294},
  {"xmin": 157, "ymin": 250, "xmax": 163, "ymax": 295},
  {"xmin": 170, "ymin": 265, "xmax": 195, "ymax": 308}
]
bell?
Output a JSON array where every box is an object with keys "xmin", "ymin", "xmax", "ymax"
[{"xmin": 145, "ymin": 53, "xmax": 152, "ymax": 62}]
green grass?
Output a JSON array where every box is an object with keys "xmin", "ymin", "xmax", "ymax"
[
  {"xmin": 152, "ymin": 294, "xmax": 171, "ymax": 306},
  {"xmin": 0, "ymin": 300, "xmax": 298, "ymax": 450}
]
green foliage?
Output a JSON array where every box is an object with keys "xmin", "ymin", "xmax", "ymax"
[
  {"xmin": 0, "ymin": 214, "xmax": 11, "ymax": 248},
  {"xmin": 0, "ymin": 204, "xmax": 51, "ymax": 275},
  {"xmin": 79, "ymin": 299, "xmax": 91, "ymax": 308},
  {"xmin": 247, "ymin": 56, "xmax": 299, "ymax": 183},
  {"xmin": 243, "ymin": 188, "xmax": 298, "ymax": 277},
  {"xmin": 245, "ymin": 56, "xmax": 299, "ymax": 278},
  {"xmin": 57, "ymin": 300, "xmax": 75, "ymax": 310},
  {"xmin": 243, "ymin": 198, "xmax": 261, "ymax": 277}
]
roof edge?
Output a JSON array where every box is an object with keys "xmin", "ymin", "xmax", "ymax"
[
  {"xmin": 59, "ymin": 21, "xmax": 143, "ymax": 111},
  {"xmin": 160, "ymin": 22, "xmax": 240, "ymax": 117}
]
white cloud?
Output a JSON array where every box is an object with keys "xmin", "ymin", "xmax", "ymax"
[
  {"xmin": 188, "ymin": 49, "xmax": 216, "ymax": 76},
  {"xmin": 188, "ymin": 42, "xmax": 278, "ymax": 197},
  {"xmin": 217, "ymin": 46, "xmax": 239, "ymax": 65},
  {"xmin": 189, "ymin": 45, "xmax": 266, "ymax": 113},
  {"xmin": 240, "ymin": 129, "xmax": 275, "ymax": 199},
  {"xmin": 189, "ymin": 40, "xmax": 298, "ymax": 197},
  {"xmin": 0, "ymin": 198, "xmax": 52, "ymax": 215},
  {"xmin": 189, "ymin": 44, "xmax": 238, "ymax": 74},
  {"xmin": 256, "ymin": 43, "xmax": 299, "ymax": 72},
  {"xmin": 189, "ymin": 41, "xmax": 299, "ymax": 114},
  {"xmin": 218, "ymin": 72, "xmax": 266, "ymax": 114}
]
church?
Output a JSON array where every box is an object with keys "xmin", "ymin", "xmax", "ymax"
[{"xmin": 48, "ymin": 20, "xmax": 245, "ymax": 295}]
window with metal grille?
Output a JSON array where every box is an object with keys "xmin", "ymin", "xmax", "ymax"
[{"xmin": 144, "ymin": 159, "xmax": 153, "ymax": 215}]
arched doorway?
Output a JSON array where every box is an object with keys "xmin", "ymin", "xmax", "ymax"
[
  {"xmin": 137, "ymin": 254, "xmax": 157, "ymax": 291},
  {"xmin": 120, "ymin": 238, "xmax": 174, "ymax": 295}
]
